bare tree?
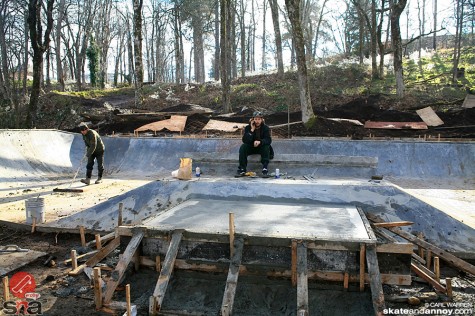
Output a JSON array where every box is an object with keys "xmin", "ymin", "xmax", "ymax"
[
  {"xmin": 269, "ymin": 0, "xmax": 284, "ymax": 76},
  {"xmin": 285, "ymin": 0, "xmax": 315, "ymax": 124},
  {"xmin": 173, "ymin": 2, "xmax": 184, "ymax": 83},
  {"xmin": 213, "ymin": 0, "xmax": 220, "ymax": 80},
  {"xmin": 220, "ymin": 0, "xmax": 231, "ymax": 113},
  {"xmin": 432, "ymin": 0, "xmax": 437, "ymax": 49},
  {"xmin": 452, "ymin": 0, "xmax": 464, "ymax": 83},
  {"xmin": 133, "ymin": 0, "xmax": 144, "ymax": 107},
  {"xmin": 389, "ymin": 0, "xmax": 408, "ymax": 97},
  {"xmin": 55, "ymin": 0, "xmax": 66, "ymax": 91},
  {"xmin": 27, "ymin": 0, "xmax": 55, "ymax": 128}
]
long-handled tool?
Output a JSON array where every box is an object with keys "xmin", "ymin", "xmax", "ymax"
[{"xmin": 53, "ymin": 154, "xmax": 87, "ymax": 193}]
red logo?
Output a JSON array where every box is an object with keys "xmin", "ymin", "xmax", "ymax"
[{"xmin": 9, "ymin": 272, "xmax": 36, "ymax": 298}]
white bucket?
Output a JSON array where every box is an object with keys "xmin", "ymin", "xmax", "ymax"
[{"xmin": 25, "ymin": 198, "xmax": 45, "ymax": 224}]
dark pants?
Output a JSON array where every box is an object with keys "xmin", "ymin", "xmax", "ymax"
[
  {"xmin": 86, "ymin": 151, "xmax": 104, "ymax": 178},
  {"xmin": 239, "ymin": 144, "xmax": 270, "ymax": 171}
]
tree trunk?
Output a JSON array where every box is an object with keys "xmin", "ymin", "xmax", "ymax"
[
  {"xmin": 370, "ymin": 0, "xmax": 378, "ymax": 79},
  {"xmin": 261, "ymin": 0, "xmax": 267, "ymax": 70},
  {"xmin": 133, "ymin": 0, "xmax": 144, "ymax": 107},
  {"xmin": 220, "ymin": 0, "xmax": 231, "ymax": 113},
  {"xmin": 0, "ymin": 6, "xmax": 11, "ymax": 101},
  {"xmin": 214, "ymin": 0, "xmax": 220, "ymax": 80},
  {"xmin": 173, "ymin": 4, "xmax": 184, "ymax": 83},
  {"xmin": 126, "ymin": 13, "xmax": 134, "ymax": 86},
  {"xmin": 284, "ymin": 0, "xmax": 315, "ymax": 124},
  {"xmin": 192, "ymin": 11, "xmax": 205, "ymax": 83},
  {"xmin": 269, "ymin": 0, "xmax": 284, "ymax": 76},
  {"xmin": 432, "ymin": 0, "xmax": 437, "ymax": 49},
  {"xmin": 452, "ymin": 0, "xmax": 464, "ymax": 83},
  {"xmin": 390, "ymin": 0, "xmax": 407, "ymax": 98},
  {"xmin": 27, "ymin": 0, "xmax": 55, "ymax": 128},
  {"xmin": 239, "ymin": 0, "xmax": 245, "ymax": 77},
  {"xmin": 377, "ymin": 0, "xmax": 387, "ymax": 79},
  {"xmin": 55, "ymin": 0, "xmax": 66, "ymax": 91}
]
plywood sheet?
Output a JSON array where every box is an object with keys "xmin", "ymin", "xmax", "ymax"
[
  {"xmin": 364, "ymin": 121, "xmax": 428, "ymax": 130},
  {"xmin": 462, "ymin": 94, "xmax": 475, "ymax": 108},
  {"xmin": 416, "ymin": 107, "xmax": 444, "ymax": 126},
  {"xmin": 134, "ymin": 115, "xmax": 187, "ymax": 133},
  {"xmin": 0, "ymin": 250, "xmax": 47, "ymax": 276},
  {"xmin": 202, "ymin": 120, "xmax": 247, "ymax": 132}
]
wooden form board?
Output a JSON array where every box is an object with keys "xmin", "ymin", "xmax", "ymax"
[
  {"xmin": 296, "ymin": 241, "xmax": 309, "ymax": 315},
  {"xmin": 366, "ymin": 213, "xmax": 475, "ymax": 276},
  {"xmin": 104, "ymin": 231, "xmax": 144, "ymax": 304},
  {"xmin": 149, "ymin": 230, "xmax": 183, "ymax": 315},
  {"xmin": 69, "ymin": 237, "xmax": 120, "ymax": 276},
  {"xmin": 416, "ymin": 107, "xmax": 444, "ymax": 126},
  {"xmin": 220, "ymin": 237, "xmax": 244, "ymax": 316},
  {"xmin": 366, "ymin": 244, "xmax": 385, "ymax": 316},
  {"xmin": 364, "ymin": 121, "xmax": 428, "ymax": 130}
]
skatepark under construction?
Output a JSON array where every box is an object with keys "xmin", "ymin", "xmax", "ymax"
[{"xmin": 1, "ymin": 129, "xmax": 474, "ymax": 315}]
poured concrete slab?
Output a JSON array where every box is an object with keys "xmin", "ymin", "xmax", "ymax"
[{"xmin": 143, "ymin": 199, "xmax": 373, "ymax": 243}]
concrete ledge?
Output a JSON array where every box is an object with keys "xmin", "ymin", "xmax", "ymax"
[{"xmin": 185, "ymin": 152, "xmax": 378, "ymax": 168}]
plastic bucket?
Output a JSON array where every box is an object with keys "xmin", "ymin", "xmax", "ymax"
[{"xmin": 25, "ymin": 198, "xmax": 45, "ymax": 224}]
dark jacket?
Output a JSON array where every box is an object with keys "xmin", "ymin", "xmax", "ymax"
[
  {"xmin": 83, "ymin": 129, "xmax": 105, "ymax": 157},
  {"xmin": 242, "ymin": 123, "xmax": 272, "ymax": 146}
]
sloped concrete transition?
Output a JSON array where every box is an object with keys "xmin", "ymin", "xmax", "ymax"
[{"xmin": 1, "ymin": 130, "xmax": 474, "ymax": 315}]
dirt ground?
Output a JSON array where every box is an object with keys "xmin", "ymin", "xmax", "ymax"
[{"xmin": 1, "ymin": 224, "xmax": 474, "ymax": 316}]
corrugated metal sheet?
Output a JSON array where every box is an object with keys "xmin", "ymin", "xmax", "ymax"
[
  {"xmin": 134, "ymin": 115, "xmax": 187, "ymax": 133},
  {"xmin": 416, "ymin": 107, "xmax": 444, "ymax": 126},
  {"xmin": 364, "ymin": 121, "xmax": 428, "ymax": 129},
  {"xmin": 202, "ymin": 120, "xmax": 247, "ymax": 132}
]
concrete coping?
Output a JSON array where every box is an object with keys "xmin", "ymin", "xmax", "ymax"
[{"xmin": 185, "ymin": 152, "xmax": 378, "ymax": 168}]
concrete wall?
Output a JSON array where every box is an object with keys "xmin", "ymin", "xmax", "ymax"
[{"xmin": 2, "ymin": 130, "xmax": 473, "ymax": 179}]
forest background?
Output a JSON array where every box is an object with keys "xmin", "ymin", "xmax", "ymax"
[{"xmin": 0, "ymin": 0, "xmax": 473, "ymax": 136}]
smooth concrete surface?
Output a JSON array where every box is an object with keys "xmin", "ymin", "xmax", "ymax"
[
  {"xmin": 1, "ymin": 130, "xmax": 474, "ymax": 253},
  {"xmin": 142, "ymin": 199, "xmax": 373, "ymax": 242}
]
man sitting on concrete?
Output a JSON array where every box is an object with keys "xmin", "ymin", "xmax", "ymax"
[
  {"xmin": 79, "ymin": 123, "xmax": 105, "ymax": 185},
  {"xmin": 237, "ymin": 111, "xmax": 272, "ymax": 176}
]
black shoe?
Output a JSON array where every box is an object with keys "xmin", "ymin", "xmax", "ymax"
[
  {"xmin": 235, "ymin": 168, "xmax": 246, "ymax": 177},
  {"xmin": 262, "ymin": 168, "xmax": 268, "ymax": 176}
]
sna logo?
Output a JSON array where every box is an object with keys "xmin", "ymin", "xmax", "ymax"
[{"xmin": 3, "ymin": 272, "xmax": 42, "ymax": 315}]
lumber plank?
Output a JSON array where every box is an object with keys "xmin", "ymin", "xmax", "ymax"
[
  {"xmin": 220, "ymin": 237, "xmax": 244, "ymax": 316},
  {"xmin": 360, "ymin": 244, "xmax": 366, "ymax": 292},
  {"xmin": 373, "ymin": 221, "xmax": 414, "ymax": 228},
  {"xmin": 366, "ymin": 244, "xmax": 385, "ymax": 316},
  {"xmin": 86, "ymin": 232, "xmax": 115, "ymax": 247},
  {"xmin": 86, "ymin": 237, "xmax": 121, "ymax": 267},
  {"xmin": 412, "ymin": 260, "xmax": 436, "ymax": 279},
  {"xmin": 296, "ymin": 241, "xmax": 309, "ymax": 314},
  {"xmin": 367, "ymin": 213, "xmax": 475, "ymax": 276},
  {"xmin": 149, "ymin": 230, "xmax": 183, "ymax": 315},
  {"xmin": 63, "ymin": 250, "xmax": 98, "ymax": 265},
  {"xmin": 356, "ymin": 207, "xmax": 377, "ymax": 241},
  {"xmin": 411, "ymin": 263, "xmax": 446, "ymax": 293},
  {"xmin": 291, "ymin": 240, "xmax": 297, "ymax": 287},
  {"xmin": 104, "ymin": 231, "xmax": 144, "ymax": 304}
]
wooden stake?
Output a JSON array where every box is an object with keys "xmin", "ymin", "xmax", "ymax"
[
  {"xmin": 71, "ymin": 250, "xmax": 78, "ymax": 270},
  {"xmin": 126, "ymin": 284, "xmax": 131, "ymax": 316},
  {"xmin": 360, "ymin": 244, "xmax": 366, "ymax": 292},
  {"xmin": 2, "ymin": 276, "xmax": 9, "ymax": 301},
  {"xmin": 93, "ymin": 267, "xmax": 102, "ymax": 309},
  {"xmin": 80, "ymin": 226, "xmax": 86, "ymax": 247},
  {"xmin": 229, "ymin": 213, "xmax": 235, "ymax": 258},
  {"xmin": 291, "ymin": 240, "xmax": 298, "ymax": 287},
  {"xmin": 155, "ymin": 256, "xmax": 161, "ymax": 272},
  {"xmin": 95, "ymin": 234, "xmax": 102, "ymax": 250},
  {"xmin": 417, "ymin": 232, "xmax": 424, "ymax": 258},
  {"xmin": 133, "ymin": 251, "xmax": 140, "ymax": 271},
  {"xmin": 343, "ymin": 271, "xmax": 349, "ymax": 291},
  {"xmin": 426, "ymin": 249, "xmax": 432, "ymax": 269},
  {"xmin": 446, "ymin": 278, "xmax": 453, "ymax": 299},
  {"xmin": 433, "ymin": 257, "xmax": 440, "ymax": 282},
  {"xmin": 296, "ymin": 241, "xmax": 309, "ymax": 314},
  {"xmin": 118, "ymin": 202, "xmax": 124, "ymax": 226},
  {"xmin": 31, "ymin": 217, "xmax": 37, "ymax": 233}
]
